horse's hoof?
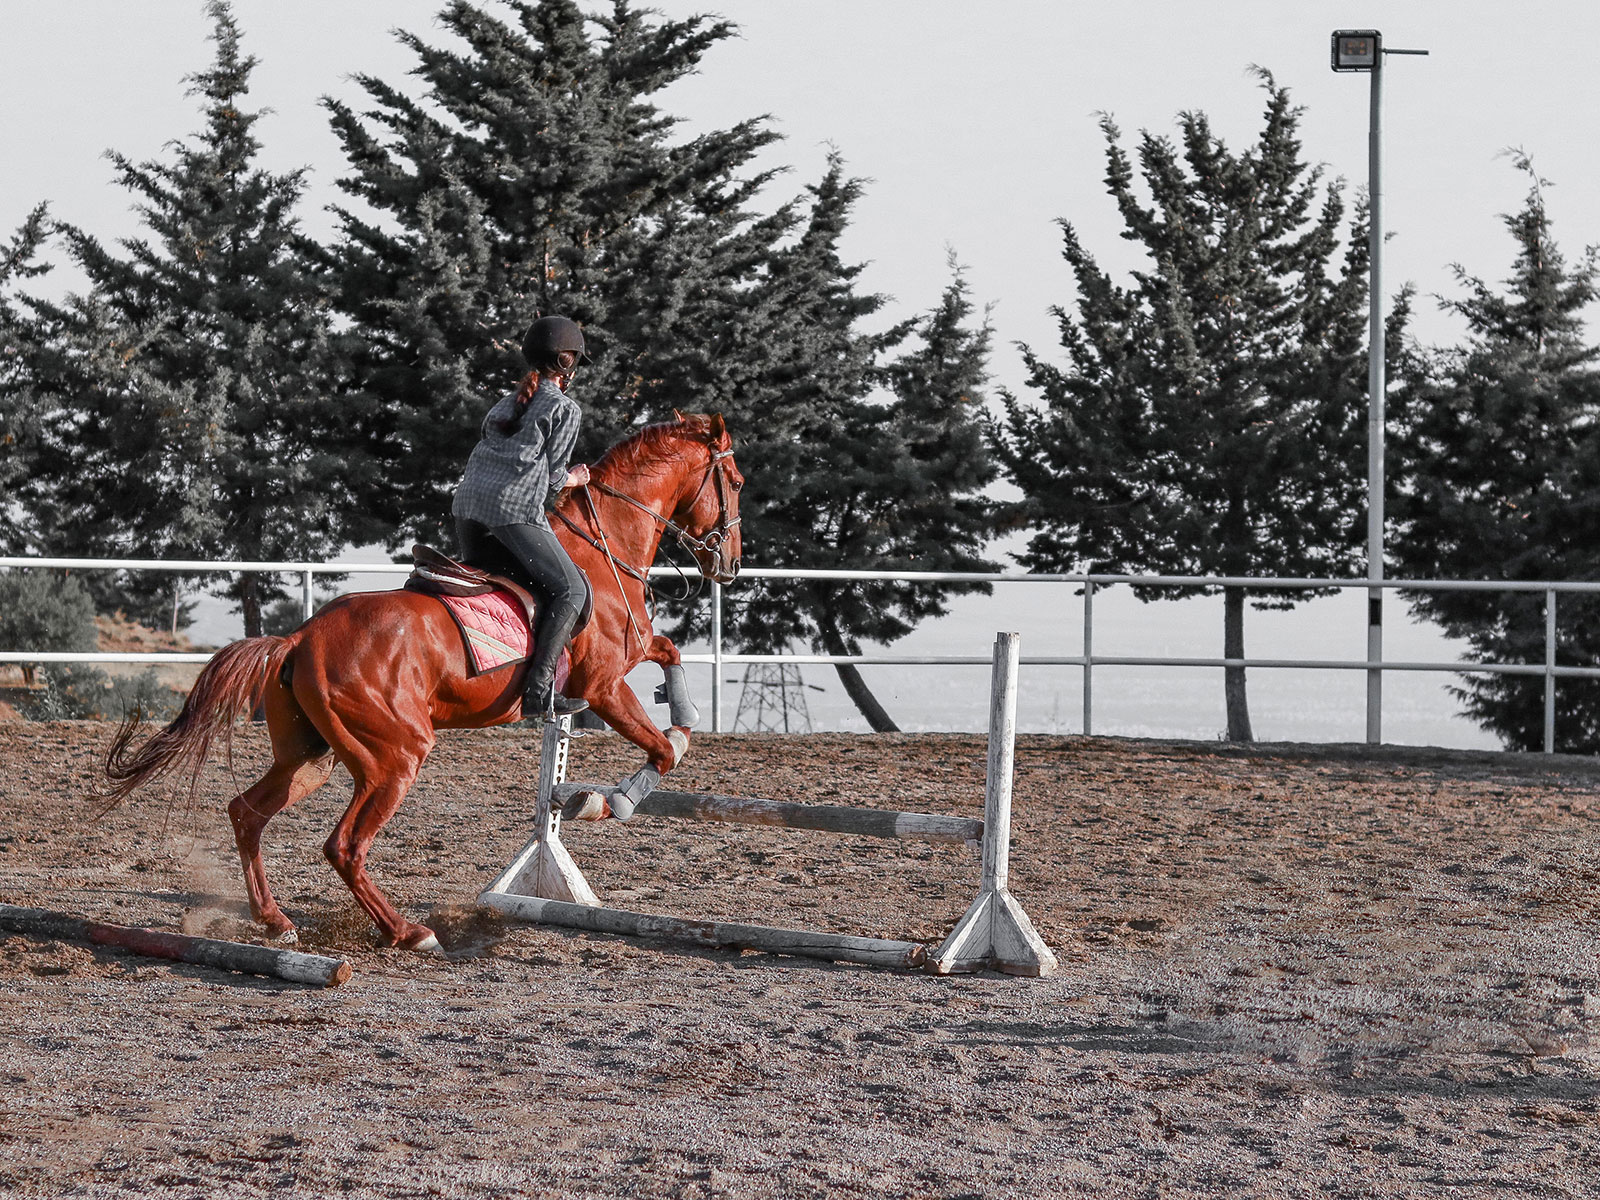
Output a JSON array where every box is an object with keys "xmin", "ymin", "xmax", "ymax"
[
  {"xmin": 272, "ymin": 928, "xmax": 300, "ymax": 946},
  {"xmin": 562, "ymin": 789, "xmax": 610, "ymax": 821},
  {"xmin": 666, "ymin": 726, "xmax": 690, "ymax": 766},
  {"xmin": 395, "ymin": 928, "xmax": 442, "ymax": 954}
]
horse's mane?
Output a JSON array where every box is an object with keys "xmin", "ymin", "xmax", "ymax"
[{"xmin": 592, "ymin": 414, "xmax": 719, "ymax": 482}]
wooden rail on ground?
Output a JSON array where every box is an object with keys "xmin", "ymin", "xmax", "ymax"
[
  {"xmin": 483, "ymin": 894, "xmax": 927, "ymax": 970},
  {"xmin": 0, "ymin": 903, "xmax": 352, "ymax": 987}
]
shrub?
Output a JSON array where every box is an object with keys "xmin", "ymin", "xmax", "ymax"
[
  {"xmin": 0, "ymin": 568, "xmax": 97, "ymax": 687},
  {"xmin": 21, "ymin": 664, "xmax": 109, "ymax": 719},
  {"xmin": 106, "ymin": 669, "xmax": 184, "ymax": 723},
  {"xmin": 21, "ymin": 664, "xmax": 182, "ymax": 722}
]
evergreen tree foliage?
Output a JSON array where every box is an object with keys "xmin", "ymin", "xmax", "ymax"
[
  {"xmin": 993, "ymin": 74, "xmax": 1406, "ymax": 741},
  {"xmin": 324, "ymin": 0, "xmax": 789, "ymax": 548},
  {"xmin": 736, "ymin": 255, "xmax": 997, "ymax": 730},
  {"xmin": 17, "ymin": 1, "xmax": 345, "ymax": 635},
  {"xmin": 0, "ymin": 206, "xmax": 51, "ymax": 556},
  {"xmin": 1390, "ymin": 157, "xmax": 1600, "ymax": 751},
  {"xmin": 327, "ymin": 1, "xmax": 998, "ymax": 727}
]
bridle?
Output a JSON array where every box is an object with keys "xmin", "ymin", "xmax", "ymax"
[
  {"xmin": 588, "ymin": 444, "xmax": 741, "ymax": 578},
  {"xmin": 553, "ymin": 441, "xmax": 741, "ymax": 586},
  {"xmin": 550, "ymin": 439, "xmax": 739, "ymax": 656}
]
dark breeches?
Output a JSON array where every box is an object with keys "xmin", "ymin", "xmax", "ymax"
[{"xmin": 456, "ymin": 517, "xmax": 587, "ymax": 612}]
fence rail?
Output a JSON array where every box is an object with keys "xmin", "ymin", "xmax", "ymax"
[{"xmin": 3, "ymin": 556, "xmax": 1596, "ymax": 753}]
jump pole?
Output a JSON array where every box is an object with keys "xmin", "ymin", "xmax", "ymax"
[
  {"xmin": 0, "ymin": 903, "xmax": 352, "ymax": 988},
  {"xmin": 480, "ymin": 632, "xmax": 1055, "ymax": 976},
  {"xmin": 546, "ymin": 784, "xmax": 984, "ymax": 846}
]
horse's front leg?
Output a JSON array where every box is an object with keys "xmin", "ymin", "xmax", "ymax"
[
  {"xmin": 645, "ymin": 633, "xmax": 698, "ymax": 739},
  {"xmin": 570, "ymin": 674, "xmax": 685, "ymax": 820}
]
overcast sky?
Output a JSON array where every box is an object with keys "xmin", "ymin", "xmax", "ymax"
[{"xmin": 5, "ymin": 0, "xmax": 1599, "ymax": 403}]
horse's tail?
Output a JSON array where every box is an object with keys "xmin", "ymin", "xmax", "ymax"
[{"xmin": 96, "ymin": 635, "xmax": 293, "ymax": 811}]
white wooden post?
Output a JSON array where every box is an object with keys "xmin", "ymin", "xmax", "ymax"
[
  {"xmin": 302, "ymin": 569, "xmax": 315, "ymax": 623},
  {"xmin": 1082, "ymin": 580, "xmax": 1094, "ymax": 736},
  {"xmin": 481, "ymin": 715, "xmax": 598, "ymax": 905},
  {"xmin": 1546, "ymin": 588, "xmax": 1557, "ymax": 755},
  {"xmin": 711, "ymin": 581, "xmax": 724, "ymax": 733},
  {"xmin": 928, "ymin": 632, "xmax": 1058, "ymax": 977}
]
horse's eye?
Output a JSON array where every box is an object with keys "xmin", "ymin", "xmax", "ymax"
[{"xmin": 732, "ymin": 478, "xmax": 743, "ymax": 491}]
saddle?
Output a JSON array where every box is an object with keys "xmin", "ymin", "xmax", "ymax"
[{"xmin": 405, "ymin": 544, "xmax": 594, "ymax": 635}]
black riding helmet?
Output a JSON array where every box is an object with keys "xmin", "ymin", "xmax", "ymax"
[{"xmin": 521, "ymin": 315, "xmax": 589, "ymax": 372}]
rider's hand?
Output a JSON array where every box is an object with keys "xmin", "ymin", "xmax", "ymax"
[{"xmin": 565, "ymin": 463, "xmax": 591, "ymax": 488}]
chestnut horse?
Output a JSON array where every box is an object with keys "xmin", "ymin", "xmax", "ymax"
[{"xmin": 99, "ymin": 412, "xmax": 743, "ymax": 951}]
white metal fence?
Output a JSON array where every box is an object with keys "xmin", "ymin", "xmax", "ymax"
[{"xmin": 3, "ymin": 555, "xmax": 1598, "ymax": 752}]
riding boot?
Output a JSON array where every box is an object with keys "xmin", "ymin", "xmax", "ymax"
[{"xmin": 523, "ymin": 601, "xmax": 588, "ymax": 718}]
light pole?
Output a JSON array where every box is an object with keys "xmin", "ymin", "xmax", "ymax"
[{"xmin": 1331, "ymin": 29, "xmax": 1428, "ymax": 745}]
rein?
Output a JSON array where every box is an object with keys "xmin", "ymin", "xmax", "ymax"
[
  {"xmin": 552, "ymin": 508, "xmax": 650, "ymax": 584},
  {"xmin": 580, "ymin": 487, "xmax": 648, "ymax": 655}
]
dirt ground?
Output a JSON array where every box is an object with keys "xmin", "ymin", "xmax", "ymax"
[{"xmin": 3, "ymin": 719, "xmax": 1600, "ymax": 1198}]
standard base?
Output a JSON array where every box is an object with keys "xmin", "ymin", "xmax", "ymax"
[{"xmin": 926, "ymin": 885, "xmax": 1058, "ymax": 977}]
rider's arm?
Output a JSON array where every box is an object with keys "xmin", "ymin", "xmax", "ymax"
[{"xmin": 541, "ymin": 397, "xmax": 582, "ymax": 510}]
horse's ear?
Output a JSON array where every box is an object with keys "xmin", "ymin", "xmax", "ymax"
[
  {"xmin": 672, "ymin": 408, "xmax": 685, "ymax": 424},
  {"xmin": 710, "ymin": 412, "xmax": 727, "ymax": 441}
]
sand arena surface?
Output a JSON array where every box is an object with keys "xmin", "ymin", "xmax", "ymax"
[{"xmin": 2, "ymin": 720, "xmax": 1600, "ymax": 1197}]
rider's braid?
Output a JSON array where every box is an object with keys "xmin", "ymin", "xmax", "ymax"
[{"xmin": 514, "ymin": 370, "xmax": 541, "ymax": 406}]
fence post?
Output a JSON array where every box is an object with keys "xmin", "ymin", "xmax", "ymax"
[
  {"xmin": 1082, "ymin": 579, "xmax": 1094, "ymax": 736},
  {"xmin": 302, "ymin": 570, "xmax": 314, "ymax": 623},
  {"xmin": 711, "ymin": 580, "xmax": 723, "ymax": 733},
  {"xmin": 1545, "ymin": 588, "xmax": 1557, "ymax": 755}
]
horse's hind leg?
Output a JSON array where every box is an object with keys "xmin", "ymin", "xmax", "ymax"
[
  {"xmin": 322, "ymin": 753, "xmax": 436, "ymax": 951},
  {"xmin": 227, "ymin": 681, "xmax": 334, "ymax": 941},
  {"xmin": 229, "ymin": 756, "xmax": 334, "ymax": 940}
]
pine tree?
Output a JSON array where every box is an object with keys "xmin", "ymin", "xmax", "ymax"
[
  {"xmin": 993, "ymin": 73, "xmax": 1406, "ymax": 741},
  {"xmin": 1390, "ymin": 157, "xmax": 1600, "ymax": 751},
  {"xmin": 732, "ymin": 247, "xmax": 997, "ymax": 730},
  {"xmin": 324, "ymin": 0, "xmax": 789, "ymax": 548},
  {"xmin": 18, "ymin": 1, "xmax": 345, "ymax": 635},
  {"xmin": 0, "ymin": 206, "xmax": 50, "ymax": 555},
  {"xmin": 326, "ymin": 2, "xmax": 996, "ymax": 728}
]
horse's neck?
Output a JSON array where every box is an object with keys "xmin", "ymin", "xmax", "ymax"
[{"xmin": 591, "ymin": 447, "xmax": 695, "ymax": 564}]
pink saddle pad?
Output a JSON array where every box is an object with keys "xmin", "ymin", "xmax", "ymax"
[
  {"xmin": 439, "ymin": 589, "xmax": 530, "ymax": 674},
  {"xmin": 435, "ymin": 589, "xmax": 570, "ymax": 690}
]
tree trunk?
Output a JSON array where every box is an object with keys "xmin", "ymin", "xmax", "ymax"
[
  {"xmin": 818, "ymin": 621, "xmax": 901, "ymax": 733},
  {"xmin": 1223, "ymin": 585, "xmax": 1253, "ymax": 742},
  {"xmin": 240, "ymin": 573, "xmax": 263, "ymax": 639}
]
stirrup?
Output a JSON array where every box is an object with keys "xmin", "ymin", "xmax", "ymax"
[{"xmin": 526, "ymin": 689, "xmax": 588, "ymax": 721}]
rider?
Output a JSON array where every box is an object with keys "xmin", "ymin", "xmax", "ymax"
[{"xmin": 453, "ymin": 314, "xmax": 593, "ymax": 717}]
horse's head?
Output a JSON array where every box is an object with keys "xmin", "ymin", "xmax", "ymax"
[{"xmin": 667, "ymin": 410, "xmax": 743, "ymax": 584}]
